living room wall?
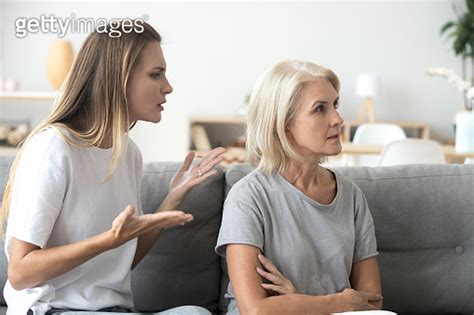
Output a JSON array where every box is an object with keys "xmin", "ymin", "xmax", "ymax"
[{"xmin": 0, "ymin": 0, "xmax": 464, "ymax": 161}]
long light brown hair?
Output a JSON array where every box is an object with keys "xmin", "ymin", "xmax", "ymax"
[{"xmin": 0, "ymin": 21, "xmax": 162, "ymax": 236}]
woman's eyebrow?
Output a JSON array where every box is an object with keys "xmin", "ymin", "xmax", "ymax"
[
  {"xmin": 312, "ymin": 97, "xmax": 339, "ymax": 106},
  {"xmin": 152, "ymin": 66, "xmax": 166, "ymax": 71}
]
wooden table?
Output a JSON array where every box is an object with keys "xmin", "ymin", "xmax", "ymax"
[{"xmin": 341, "ymin": 142, "xmax": 474, "ymax": 163}]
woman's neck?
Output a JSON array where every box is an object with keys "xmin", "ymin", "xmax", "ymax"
[{"xmin": 280, "ymin": 158, "xmax": 327, "ymax": 191}]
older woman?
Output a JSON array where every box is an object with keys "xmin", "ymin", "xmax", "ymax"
[{"xmin": 216, "ymin": 60, "xmax": 382, "ymax": 314}]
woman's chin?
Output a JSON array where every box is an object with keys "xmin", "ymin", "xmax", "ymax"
[
  {"xmin": 327, "ymin": 145, "xmax": 342, "ymax": 156},
  {"xmin": 144, "ymin": 115, "xmax": 162, "ymax": 124}
]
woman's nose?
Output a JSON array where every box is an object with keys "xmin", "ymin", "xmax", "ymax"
[
  {"xmin": 330, "ymin": 107, "xmax": 344, "ymax": 127},
  {"xmin": 163, "ymin": 77, "xmax": 173, "ymax": 94}
]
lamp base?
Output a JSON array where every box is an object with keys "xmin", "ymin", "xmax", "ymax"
[{"xmin": 356, "ymin": 97, "xmax": 376, "ymax": 124}]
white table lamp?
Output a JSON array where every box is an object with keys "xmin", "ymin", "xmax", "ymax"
[{"xmin": 355, "ymin": 74, "xmax": 378, "ymax": 123}]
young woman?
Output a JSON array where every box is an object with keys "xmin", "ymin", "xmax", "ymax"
[
  {"xmin": 216, "ymin": 60, "xmax": 383, "ymax": 314},
  {"xmin": 0, "ymin": 22, "xmax": 223, "ymax": 315}
]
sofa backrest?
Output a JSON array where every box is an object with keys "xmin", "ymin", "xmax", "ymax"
[
  {"xmin": 224, "ymin": 163, "xmax": 474, "ymax": 314},
  {"xmin": 0, "ymin": 156, "xmax": 225, "ymax": 313},
  {"xmin": 131, "ymin": 162, "xmax": 225, "ymax": 312},
  {"xmin": 0, "ymin": 155, "xmax": 14, "ymax": 307}
]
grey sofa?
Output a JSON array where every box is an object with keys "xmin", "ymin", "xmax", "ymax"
[{"xmin": 0, "ymin": 154, "xmax": 473, "ymax": 314}]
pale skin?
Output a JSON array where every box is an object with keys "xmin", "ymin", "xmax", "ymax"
[
  {"xmin": 226, "ymin": 79, "xmax": 382, "ymax": 314},
  {"xmin": 8, "ymin": 41, "xmax": 225, "ymax": 291}
]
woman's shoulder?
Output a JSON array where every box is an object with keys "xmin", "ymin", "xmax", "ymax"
[
  {"xmin": 326, "ymin": 168, "xmax": 367, "ymax": 201},
  {"xmin": 25, "ymin": 127, "xmax": 73, "ymax": 156},
  {"xmin": 16, "ymin": 127, "xmax": 73, "ymax": 174},
  {"xmin": 232, "ymin": 169, "xmax": 276, "ymax": 188},
  {"xmin": 227, "ymin": 169, "xmax": 278, "ymax": 201},
  {"xmin": 125, "ymin": 137, "xmax": 143, "ymax": 164}
]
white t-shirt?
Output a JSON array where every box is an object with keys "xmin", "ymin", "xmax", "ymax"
[{"xmin": 4, "ymin": 128, "xmax": 143, "ymax": 315}]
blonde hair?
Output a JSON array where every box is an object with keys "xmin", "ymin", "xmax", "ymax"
[
  {"xmin": 0, "ymin": 21, "xmax": 162, "ymax": 237},
  {"xmin": 246, "ymin": 60, "xmax": 340, "ymax": 173}
]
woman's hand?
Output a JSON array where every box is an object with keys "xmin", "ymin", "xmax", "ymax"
[
  {"xmin": 334, "ymin": 288, "xmax": 382, "ymax": 312},
  {"xmin": 167, "ymin": 147, "xmax": 226, "ymax": 206},
  {"xmin": 109, "ymin": 205, "xmax": 193, "ymax": 248},
  {"xmin": 256, "ymin": 253, "xmax": 298, "ymax": 295}
]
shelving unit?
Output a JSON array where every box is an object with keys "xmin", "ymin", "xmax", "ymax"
[
  {"xmin": 0, "ymin": 91, "xmax": 57, "ymax": 100},
  {"xmin": 189, "ymin": 115, "xmax": 246, "ymax": 165},
  {"xmin": 342, "ymin": 120, "xmax": 430, "ymax": 142},
  {"xmin": 189, "ymin": 115, "xmax": 246, "ymax": 150},
  {"xmin": 0, "ymin": 91, "xmax": 56, "ymax": 155},
  {"xmin": 0, "ymin": 146, "xmax": 19, "ymax": 156}
]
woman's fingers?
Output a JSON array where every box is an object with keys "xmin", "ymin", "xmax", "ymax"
[
  {"xmin": 256, "ymin": 254, "xmax": 298, "ymax": 295},
  {"xmin": 193, "ymin": 169, "xmax": 217, "ymax": 184},
  {"xmin": 179, "ymin": 151, "xmax": 195, "ymax": 172},
  {"xmin": 149, "ymin": 211, "xmax": 194, "ymax": 229},
  {"xmin": 360, "ymin": 291, "xmax": 383, "ymax": 303},
  {"xmin": 113, "ymin": 205, "xmax": 136, "ymax": 226},
  {"xmin": 258, "ymin": 254, "xmax": 283, "ymax": 276},
  {"xmin": 197, "ymin": 147, "xmax": 226, "ymax": 169},
  {"xmin": 256, "ymin": 267, "xmax": 283, "ymax": 285},
  {"xmin": 260, "ymin": 283, "xmax": 290, "ymax": 295}
]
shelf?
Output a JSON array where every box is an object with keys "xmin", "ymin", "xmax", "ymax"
[
  {"xmin": 189, "ymin": 115, "xmax": 245, "ymax": 124},
  {"xmin": 0, "ymin": 146, "xmax": 19, "ymax": 156},
  {"xmin": 0, "ymin": 91, "xmax": 57, "ymax": 100},
  {"xmin": 189, "ymin": 116, "xmax": 246, "ymax": 151},
  {"xmin": 342, "ymin": 120, "xmax": 430, "ymax": 142}
]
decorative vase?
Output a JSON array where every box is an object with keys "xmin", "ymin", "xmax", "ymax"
[
  {"xmin": 455, "ymin": 111, "xmax": 474, "ymax": 152},
  {"xmin": 47, "ymin": 40, "xmax": 74, "ymax": 90}
]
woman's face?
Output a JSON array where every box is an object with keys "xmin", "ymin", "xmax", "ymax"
[
  {"xmin": 286, "ymin": 79, "xmax": 344, "ymax": 159},
  {"xmin": 127, "ymin": 41, "xmax": 173, "ymax": 124}
]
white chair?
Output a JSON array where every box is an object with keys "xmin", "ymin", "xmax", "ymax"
[
  {"xmin": 348, "ymin": 123, "xmax": 407, "ymax": 166},
  {"xmin": 379, "ymin": 139, "xmax": 446, "ymax": 166}
]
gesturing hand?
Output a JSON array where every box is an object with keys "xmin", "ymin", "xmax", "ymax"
[
  {"xmin": 109, "ymin": 205, "xmax": 193, "ymax": 248},
  {"xmin": 168, "ymin": 147, "xmax": 226, "ymax": 205},
  {"xmin": 257, "ymin": 253, "xmax": 298, "ymax": 295}
]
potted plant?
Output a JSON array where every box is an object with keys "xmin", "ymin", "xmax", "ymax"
[
  {"xmin": 441, "ymin": 0, "xmax": 474, "ymax": 88},
  {"xmin": 427, "ymin": 0, "xmax": 474, "ymax": 153}
]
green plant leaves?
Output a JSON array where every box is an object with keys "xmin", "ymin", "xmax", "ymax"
[{"xmin": 440, "ymin": 1, "xmax": 474, "ymax": 57}]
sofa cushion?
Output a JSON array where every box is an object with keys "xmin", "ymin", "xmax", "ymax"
[
  {"xmin": 224, "ymin": 163, "xmax": 474, "ymax": 314},
  {"xmin": 131, "ymin": 161, "xmax": 224, "ymax": 313},
  {"xmin": 336, "ymin": 164, "xmax": 474, "ymax": 314},
  {"xmin": 0, "ymin": 156, "xmax": 15, "ymax": 307}
]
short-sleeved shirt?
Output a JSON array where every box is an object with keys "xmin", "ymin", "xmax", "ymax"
[
  {"xmin": 215, "ymin": 169, "xmax": 378, "ymax": 313},
  {"xmin": 4, "ymin": 128, "xmax": 143, "ymax": 315}
]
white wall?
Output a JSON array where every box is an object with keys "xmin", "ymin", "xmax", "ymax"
[{"xmin": 0, "ymin": 0, "xmax": 465, "ymax": 161}]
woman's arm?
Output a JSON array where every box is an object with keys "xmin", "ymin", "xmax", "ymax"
[
  {"xmin": 350, "ymin": 257, "xmax": 382, "ymax": 309},
  {"xmin": 227, "ymin": 244, "xmax": 381, "ymax": 315},
  {"xmin": 8, "ymin": 205, "xmax": 191, "ymax": 290}
]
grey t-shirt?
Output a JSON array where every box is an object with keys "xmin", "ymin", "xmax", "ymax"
[{"xmin": 215, "ymin": 169, "xmax": 378, "ymax": 313}]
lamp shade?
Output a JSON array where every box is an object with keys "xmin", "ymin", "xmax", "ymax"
[{"xmin": 355, "ymin": 74, "xmax": 378, "ymax": 98}]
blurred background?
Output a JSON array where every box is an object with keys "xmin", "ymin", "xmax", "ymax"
[{"xmin": 0, "ymin": 0, "xmax": 470, "ymax": 163}]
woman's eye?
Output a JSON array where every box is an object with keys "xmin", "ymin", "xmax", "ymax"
[
  {"xmin": 334, "ymin": 102, "xmax": 339, "ymax": 109},
  {"xmin": 315, "ymin": 105, "xmax": 326, "ymax": 113},
  {"xmin": 151, "ymin": 72, "xmax": 161, "ymax": 79}
]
